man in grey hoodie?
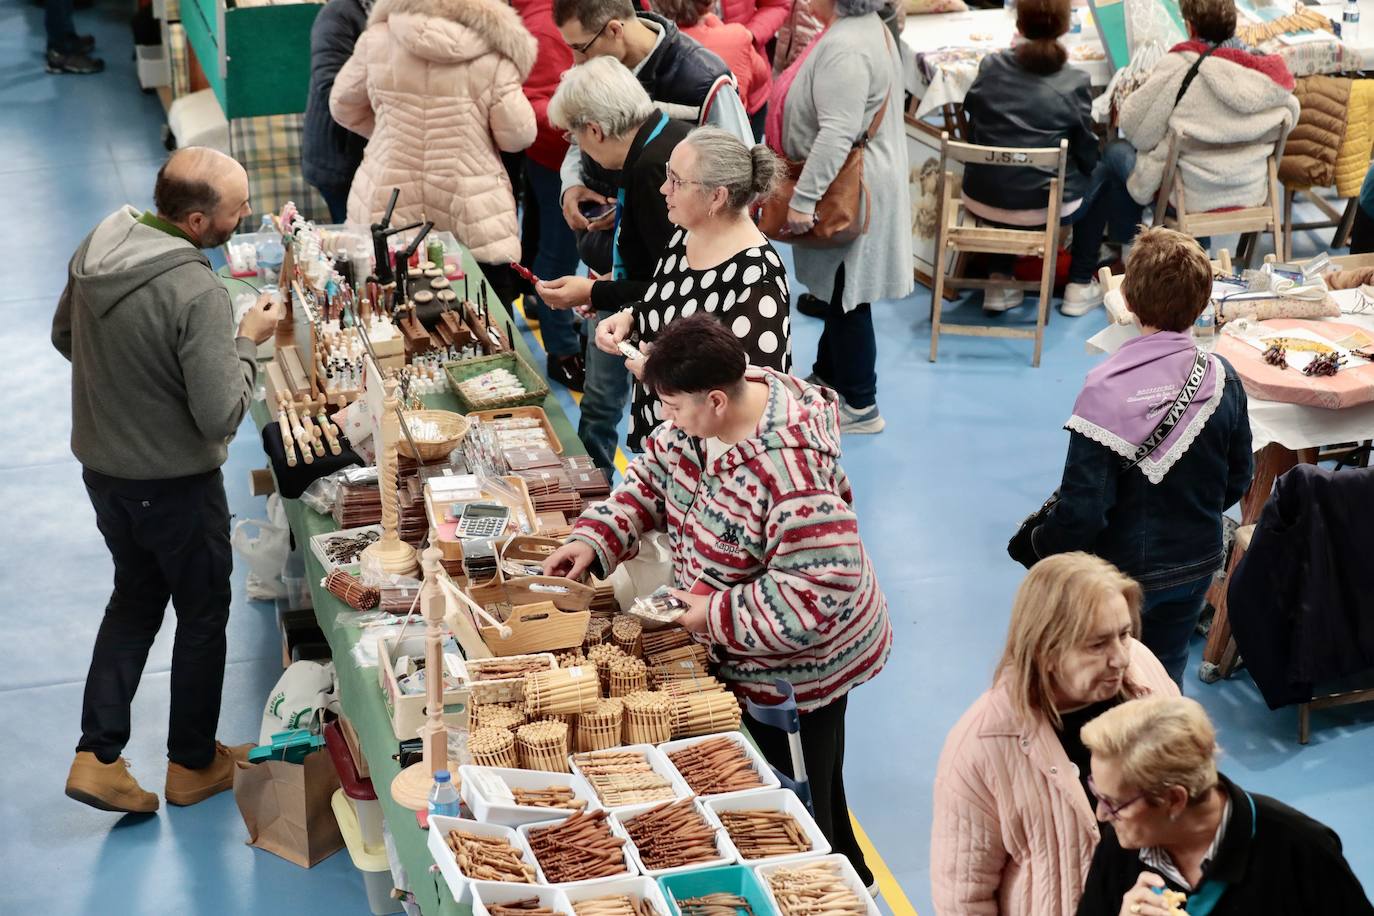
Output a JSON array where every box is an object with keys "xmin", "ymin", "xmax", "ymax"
[{"xmin": 54, "ymin": 147, "xmax": 284, "ymax": 814}]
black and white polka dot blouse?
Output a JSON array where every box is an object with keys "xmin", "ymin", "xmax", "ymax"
[{"xmin": 628, "ymin": 227, "xmax": 792, "ymax": 452}]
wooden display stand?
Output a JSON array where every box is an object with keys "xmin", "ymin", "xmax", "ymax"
[{"xmin": 362, "ymin": 378, "xmax": 419, "ymax": 577}]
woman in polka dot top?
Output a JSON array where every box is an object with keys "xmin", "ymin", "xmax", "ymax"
[{"xmin": 595, "ymin": 126, "xmax": 792, "ymax": 452}]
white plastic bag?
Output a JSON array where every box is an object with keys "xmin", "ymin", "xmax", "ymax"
[
  {"xmin": 607, "ymin": 530, "xmax": 676, "ymax": 611},
  {"xmin": 259, "ymin": 659, "xmax": 337, "ymax": 744},
  {"xmin": 232, "ymin": 493, "xmax": 291, "ymax": 600}
]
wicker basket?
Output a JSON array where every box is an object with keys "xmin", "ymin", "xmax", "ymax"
[
  {"xmin": 575, "ymin": 699, "xmax": 624, "ymax": 752},
  {"xmin": 445, "ymin": 352, "xmax": 551, "ymax": 412},
  {"xmin": 396, "ymin": 409, "xmax": 470, "ymax": 461}
]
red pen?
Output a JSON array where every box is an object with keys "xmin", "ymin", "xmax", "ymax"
[{"xmin": 509, "ymin": 261, "xmax": 544, "ymax": 285}]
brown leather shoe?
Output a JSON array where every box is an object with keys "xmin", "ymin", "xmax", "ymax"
[
  {"xmin": 165, "ymin": 741, "xmax": 254, "ymax": 807},
  {"xmin": 66, "ymin": 752, "xmax": 159, "ymax": 813}
]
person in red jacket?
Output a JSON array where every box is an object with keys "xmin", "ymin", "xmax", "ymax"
[
  {"xmin": 652, "ymin": 0, "xmax": 773, "ymax": 139},
  {"xmin": 512, "ymin": 0, "xmax": 586, "ymax": 391},
  {"xmin": 720, "ymin": 0, "xmax": 792, "ymax": 52}
]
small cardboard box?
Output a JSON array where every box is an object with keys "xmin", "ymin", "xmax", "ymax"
[{"xmin": 377, "ymin": 633, "xmax": 471, "ymax": 741}]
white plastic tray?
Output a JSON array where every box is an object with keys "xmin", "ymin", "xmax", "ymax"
[
  {"xmin": 611, "ymin": 798, "xmax": 738, "ymax": 879},
  {"xmin": 470, "ymin": 881, "xmax": 574, "ymax": 916},
  {"xmin": 458, "ymin": 765, "xmax": 600, "ymax": 828},
  {"xmin": 518, "ymin": 812, "xmax": 639, "ymax": 887},
  {"xmin": 755, "ymin": 854, "xmax": 881, "ymax": 916},
  {"xmin": 568, "ymin": 744, "xmax": 693, "ymax": 813},
  {"xmin": 657, "ymin": 732, "xmax": 782, "ymax": 799},
  {"xmin": 560, "ymin": 876, "xmax": 675, "ymax": 916},
  {"xmin": 426, "ymin": 815, "xmax": 541, "ymax": 904},
  {"xmin": 705, "ymin": 789, "xmax": 832, "ymax": 869}
]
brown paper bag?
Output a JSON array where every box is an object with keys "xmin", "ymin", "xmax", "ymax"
[{"xmin": 233, "ymin": 749, "xmax": 344, "ymax": 867}]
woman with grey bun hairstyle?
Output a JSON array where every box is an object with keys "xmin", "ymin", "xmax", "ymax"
[
  {"xmin": 596, "ymin": 125, "xmax": 792, "ymax": 452},
  {"xmin": 767, "ymin": 0, "xmax": 912, "ymax": 435}
]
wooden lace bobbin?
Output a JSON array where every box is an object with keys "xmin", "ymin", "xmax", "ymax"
[
  {"xmin": 487, "ymin": 903, "xmax": 562, "ymax": 916},
  {"xmin": 583, "ymin": 617, "xmax": 613, "ymax": 650},
  {"xmin": 444, "ymin": 828, "xmax": 538, "ymax": 884},
  {"xmin": 467, "ymin": 656, "xmax": 554, "ymax": 681},
  {"xmin": 323, "ymin": 569, "xmax": 381, "ymax": 611},
  {"xmin": 648, "ymin": 659, "xmax": 710, "ymax": 688},
  {"xmin": 675, "ymin": 895, "xmax": 754, "ymax": 916},
  {"xmin": 570, "ymin": 895, "xmax": 661, "ymax": 916},
  {"xmin": 525, "ymin": 809, "xmax": 629, "ymax": 884},
  {"xmin": 645, "ymin": 642, "xmax": 708, "ymax": 668},
  {"xmin": 621, "ymin": 798, "xmax": 722, "ymax": 871},
  {"xmin": 640, "ymin": 627, "xmax": 692, "ymax": 658},
  {"xmin": 610, "ymin": 615, "xmax": 643, "ymax": 657},
  {"xmin": 670, "ymin": 691, "xmax": 742, "ymax": 739},
  {"xmin": 575, "ymin": 698, "xmax": 625, "ymax": 753},
  {"xmin": 524, "ymin": 666, "xmax": 601, "ymax": 718},
  {"xmin": 660, "ymin": 676, "xmax": 728, "ymax": 698},
  {"xmin": 469, "ymin": 726, "xmax": 518, "ymax": 768},
  {"xmin": 666, "ymin": 737, "xmax": 764, "ymax": 796},
  {"xmin": 516, "ymin": 719, "xmax": 571, "ymax": 772},
  {"xmin": 510, "ymin": 785, "xmax": 581, "ymax": 810},
  {"xmin": 764, "ymin": 860, "xmax": 869, "ymax": 916},
  {"xmin": 556, "ymin": 650, "xmax": 588, "ymax": 669},
  {"xmin": 471, "ymin": 703, "xmax": 527, "ymax": 731},
  {"xmin": 571, "ymin": 749, "xmax": 676, "ymax": 808},
  {"xmin": 608, "ymin": 657, "xmax": 648, "ymax": 698},
  {"xmin": 717, "ymin": 809, "xmax": 813, "ymax": 860},
  {"xmin": 620, "ymin": 691, "xmax": 674, "ymax": 745},
  {"xmin": 587, "ymin": 643, "xmax": 627, "ymax": 693}
]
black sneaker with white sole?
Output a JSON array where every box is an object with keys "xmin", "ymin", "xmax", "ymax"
[{"xmin": 46, "ymin": 49, "xmax": 104, "ymax": 74}]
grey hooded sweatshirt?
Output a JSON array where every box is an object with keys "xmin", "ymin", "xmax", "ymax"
[{"xmin": 52, "ymin": 205, "xmax": 258, "ymax": 480}]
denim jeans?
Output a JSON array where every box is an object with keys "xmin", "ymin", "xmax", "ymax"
[
  {"xmin": 522, "ymin": 160, "xmax": 581, "ymax": 358},
  {"xmin": 1141, "ymin": 573, "xmax": 1214, "ymax": 689},
  {"xmin": 46, "ymin": 0, "xmax": 77, "ymax": 51},
  {"xmin": 578, "ymin": 310, "xmax": 631, "ymax": 474},
  {"xmin": 811, "ymin": 264, "xmax": 877, "ymax": 409},
  {"xmin": 1072, "ymin": 140, "xmax": 1147, "ymax": 252}
]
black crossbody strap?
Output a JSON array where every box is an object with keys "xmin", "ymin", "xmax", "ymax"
[
  {"xmin": 1121, "ymin": 348, "xmax": 1211, "ymax": 470},
  {"xmin": 1174, "ymin": 43, "xmax": 1221, "ymax": 108}
]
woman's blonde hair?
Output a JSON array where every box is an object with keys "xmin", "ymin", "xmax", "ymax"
[
  {"xmin": 1082, "ymin": 696, "xmax": 1219, "ymax": 803},
  {"xmin": 993, "ymin": 553, "xmax": 1142, "ymax": 728}
]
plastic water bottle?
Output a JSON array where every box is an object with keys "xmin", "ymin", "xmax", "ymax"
[
  {"xmin": 254, "ymin": 215, "xmax": 285, "ymax": 287},
  {"xmin": 428, "ymin": 770, "xmax": 461, "ymax": 819},
  {"xmin": 1193, "ymin": 303, "xmax": 1216, "ymax": 351},
  {"xmin": 1344, "ymin": 0, "xmax": 1360, "ymax": 44}
]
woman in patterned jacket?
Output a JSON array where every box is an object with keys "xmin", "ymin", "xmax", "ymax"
[{"xmin": 545, "ymin": 314, "xmax": 892, "ymax": 888}]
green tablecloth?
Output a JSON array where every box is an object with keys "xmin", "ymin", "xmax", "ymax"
[{"xmin": 236, "ymin": 249, "xmax": 583, "ymax": 915}]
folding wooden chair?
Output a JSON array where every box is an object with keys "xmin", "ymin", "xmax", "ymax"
[
  {"xmin": 1152, "ymin": 127, "xmax": 1287, "ymax": 266},
  {"xmin": 928, "ymin": 133, "xmax": 1068, "ymax": 368}
]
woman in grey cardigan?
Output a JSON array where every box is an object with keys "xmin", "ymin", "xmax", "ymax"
[{"xmin": 777, "ymin": 0, "xmax": 911, "ymax": 434}]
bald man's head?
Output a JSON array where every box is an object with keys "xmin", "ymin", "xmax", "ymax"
[{"xmin": 154, "ymin": 147, "xmax": 251, "ymax": 249}]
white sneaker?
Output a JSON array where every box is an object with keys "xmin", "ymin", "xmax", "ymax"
[
  {"xmin": 1061, "ymin": 280, "xmax": 1104, "ymax": 316},
  {"xmin": 838, "ymin": 401, "xmax": 885, "ymax": 434},
  {"xmin": 983, "ymin": 288, "xmax": 1025, "ymax": 313}
]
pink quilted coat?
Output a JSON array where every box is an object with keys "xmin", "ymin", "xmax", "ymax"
[
  {"xmin": 720, "ymin": 0, "xmax": 792, "ymax": 48},
  {"xmin": 929, "ymin": 640, "xmax": 1179, "ymax": 916},
  {"xmin": 330, "ymin": 0, "xmax": 537, "ymax": 263}
]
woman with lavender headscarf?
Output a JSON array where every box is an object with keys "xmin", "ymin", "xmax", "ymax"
[{"xmin": 1014, "ymin": 228, "xmax": 1254, "ymax": 687}]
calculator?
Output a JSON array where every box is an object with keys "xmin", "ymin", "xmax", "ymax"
[{"xmin": 455, "ymin": 501, "xmax": 510, "ymax": 539}]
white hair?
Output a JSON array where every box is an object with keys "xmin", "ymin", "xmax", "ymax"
[{"xmin": 548, "ymin": 57, "xmax": 655, "ymax": 139}]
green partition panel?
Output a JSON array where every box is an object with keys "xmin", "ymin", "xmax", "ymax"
[{"xmin": 182, "ymin": 0, "xmax": 322, "ymax": 119}]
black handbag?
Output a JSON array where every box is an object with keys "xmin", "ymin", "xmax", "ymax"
[{"xmin": 1007, "ymin": 348, "xmax": 1211, "ymax": 569}]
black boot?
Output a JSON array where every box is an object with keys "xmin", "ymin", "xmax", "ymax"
[
  {"xmin": 547, "ymin": 353, "xmax": 585, "ymax": 393},
  {"xmin": 796, "ymin": 292, "xmax": 827, "ymax": 318}
]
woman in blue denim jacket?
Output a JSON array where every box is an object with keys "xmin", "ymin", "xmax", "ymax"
[{"xmin": 1028, "ymin": 228, "xmax": 1253, "ymax": 686}]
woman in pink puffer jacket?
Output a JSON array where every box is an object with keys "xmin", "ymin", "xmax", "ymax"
[
  {"xmin": 721, "ymin": 0, "xmax": 792, "ymax": 49},
  {"xmin": 330, "ymin": 0, "xmax": 537, "ymax": 267}
]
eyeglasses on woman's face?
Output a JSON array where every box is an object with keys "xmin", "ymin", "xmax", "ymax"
[
  {"xmin": 665, "ymin": 167, "xmax": 708, "ymax": 193},
  {"xmin": 1086, "ymin": 774, "xmax": 1149, "ymax": 820}
]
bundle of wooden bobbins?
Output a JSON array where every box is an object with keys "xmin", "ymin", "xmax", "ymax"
[
  {"xmin": 470, "ymin": 727, "xmax": 518, "ymax": 768},
  {"xmin": 571, "ymin": 894, "xmax": 663, "ymax": 916},
  {"xmin": 661, "ymin": 676, "xmax": 728, "ymax": 697},
  {"xmin": 716, "ymin": 810, "xmax": 814, "ymax": 860},
  {"xmin": 640, "ymin": 627, "xmax": 693, "ymax": 659},
  {"xmin": 467, "ymin": 656, "xmax": 552, "ymax": 681},
  {"xmin": 587, "ymin": 644, "xmax": 628, "ymax": 693},
  {"xmin": 649, "ymin": 660, "xmax": 711, "ymax": 687},
  {"xmin": 322, "ymin": 570, "xmax": 381, "ymax": 611},
  {"xmin": 620, "ymin": 798, "xmax": 721, "ymax": 870},
  {"xmin": 584, "ymin": 617, "xmax": 612, "ymax": 649},
  {"xmin": 608, "ymin": 657, "xmax": 648, "ymax": 697},
  {"xmin": 516, "ymin": 720, "xmax": 571, "ymax": 772},
  {"xmin": 646, "ymin": 643, "xmax": 709, "ymax": 668},
  {"xmin": 764, "ymin": 861, "xmax": 870, "ymax": 916},
  {"xmin": 671, "ymin": 691, "xmax": 742, "ymax": 739},
  {"xmin": 610, "ymin": 615, "xmax": 643, "ymax": 656},
  {"xmin": 572, "ymin": 749, "xmax": 677, "ymax": 808},
  {"xmin": 525, "ymin": 666, "xmax": 600, "ymax": 717},
  {"xmin": 621, "ymin": 691, "xmax": 674, "ymax": 745},
  {"xmin": 556, "ymin": 650, "xmax": 588, "ymax": 668},
  {"xmin": 524, "ymin": 809, "xmax": 628, "ymax": 883},
  {"xmin": 486, "ymin": 900, "xmax": 562, "ymax": 916},
  {"xmin": 471, "ymin": 703, "xmax": 527, "ymax": 731},
  {"xmin": 665, "ymin": 737, "xmax": 765, "ymax": 796},
  {"xmin": 576, "ymin": 698, "xmax": 624, "ymax": 753},
  {"xmin": 445, "ymin": 828, "xmax": 537, "ymax": 883},
  {"xmin": 675, "ymin": 894, "xmax": 754, "ymax": 916},
  {"xmin": 511, "ymin": 786, "xmax": 583, "ymax": 810}
]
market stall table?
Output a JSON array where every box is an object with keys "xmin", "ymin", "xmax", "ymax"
[{"xmin": 232, "ymin": 248, "xmax": 584, "ymax": 916}]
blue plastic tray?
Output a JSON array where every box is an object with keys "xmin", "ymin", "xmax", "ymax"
[{"xmin": 658, "ymin": 865, "xmax": 778, "ymax": 915}]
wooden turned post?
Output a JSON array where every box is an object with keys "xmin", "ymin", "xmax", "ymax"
[
  {"xmin": 362, "ymin": 377, "xmax": 418, "ymax": 576},
  {"xmin": 391, "ymin": 545, "xmax": 454, "ymax": 810}
]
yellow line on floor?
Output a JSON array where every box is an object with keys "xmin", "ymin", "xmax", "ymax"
[{"xmin": 851, "ymin": 811, "xmax": 917, "ymax": 915}]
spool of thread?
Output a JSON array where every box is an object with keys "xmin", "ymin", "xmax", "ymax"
[{"xmin": 427, "ymin": 239, "xmax": 446, "ymax": 270}]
